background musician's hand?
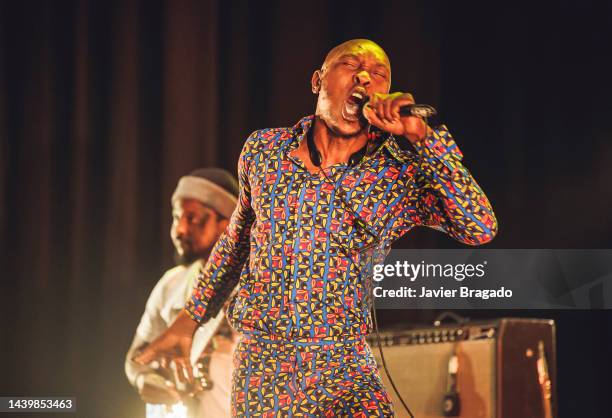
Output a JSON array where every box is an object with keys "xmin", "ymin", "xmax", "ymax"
[{"xmin": 133, "ymin": 310, "xmax": 198, "ymax": 384}]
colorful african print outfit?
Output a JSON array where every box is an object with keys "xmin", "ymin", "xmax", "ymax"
[{"xmin": 186, "ymin": 115, "xmax": 497, "ymax": 417}]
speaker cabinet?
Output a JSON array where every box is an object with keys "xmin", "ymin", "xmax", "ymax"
[{"xmin": 368, "ymin": 318, "xmax": 556, "ymax": 418}]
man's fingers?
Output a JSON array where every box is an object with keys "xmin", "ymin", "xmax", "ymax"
[
  {"xmin": 368, "ymin": 94, "xmax": 387, "ymax": 124},
  {"xmin": 363, "ymin": 105, "xmax": 386, "ymax": 130},
  {"xmin": 390, "ymin": 99, "xmax": 402, "ymax": 121},
  {"xmin": 172, "ymin": 357, "xmax": 194, "ymax": 384},
  {"xmin": 403, "ymin": 93, "xmax": 415, "ymax": 104},
  {"xmin": 384, "ymin": 93, "xmax": 414, "ymax": 120},
  {"xmin": 133, "ymin": 329, "xmax": 186, "ymax": 366},
  {"xmin": 370, "ymin": 93, "xmax": 419, "ymax": 124},
  {"xmin": 375, "ymin": 100, "xmax": 389, "ymax": 124},
  {"xmin": 133, "ymin": 345, "xmax": 158, "ymax": 365},
  {"xmin": 383, "ymin": 98, "xmax": 394, "ymax": 123},
  {"xmin": 160, "ymin": 357, "xmax": 169, "ymax": 370},
  {"xmin": 395, "ymin": 92, "xmax": 415, "ymax": 106}
]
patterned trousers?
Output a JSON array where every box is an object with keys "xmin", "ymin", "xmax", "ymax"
[{"xmin": 231, "ymin": 334, "xmax": 395, "ymax": 417}]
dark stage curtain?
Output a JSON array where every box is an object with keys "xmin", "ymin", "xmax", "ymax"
[{"xmin": 1, "ymin": 1, "xmax": 611, "ymax": 417}]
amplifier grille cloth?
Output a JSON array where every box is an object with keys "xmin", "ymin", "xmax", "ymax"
[{"xmin": 373, "ymin": 339, "xmax": 496, "ymax": 418}]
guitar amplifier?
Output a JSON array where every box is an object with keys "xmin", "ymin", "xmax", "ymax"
[{"xmin": 368, "ymin": 318, "xmax": 556, "ymax": 418}]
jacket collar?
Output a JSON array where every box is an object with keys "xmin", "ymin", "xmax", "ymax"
[{"xmin": 288, "ymin": 115, "xmax": 410, "ymax": 164}]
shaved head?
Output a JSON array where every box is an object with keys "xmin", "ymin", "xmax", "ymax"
[{"xmin": 321, "ymin": 39, "xmax": 391, "ymax": 77}]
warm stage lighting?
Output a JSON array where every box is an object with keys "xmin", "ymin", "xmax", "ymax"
[{"xmin": 145, "ymin": 402, "xmax": 188, "ymax": 418}]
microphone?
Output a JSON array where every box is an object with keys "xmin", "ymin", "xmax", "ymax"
[{"xmin": 363, "ymin": 102, "xmax": 437, "ymax": 118}]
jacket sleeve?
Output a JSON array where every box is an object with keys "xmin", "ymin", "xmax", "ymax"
[
  {"xmin": 407, "ymin": 125, "xmax": 498, "ymax": 245},
  {"xmin": 184, "ymin": 133, "xmax": 258, "ymax": 322}
]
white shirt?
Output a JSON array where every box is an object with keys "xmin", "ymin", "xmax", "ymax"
[{"xmin": 136, "ymin": 261, "xmax": 234, "ymax": 417}]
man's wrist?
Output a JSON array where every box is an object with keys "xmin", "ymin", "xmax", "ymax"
[
  {"xmin": 404, "ymin": 124, "xmax": 432, "ymax": 145},
  {"xmin": 174, "ymin": 309, "xmax": 200, "ymax": 336}
]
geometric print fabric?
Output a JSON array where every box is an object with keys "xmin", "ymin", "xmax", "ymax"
[
  {"xmin": 185, "ymin": 115, "xmax": 498, "ymax": 416},
  {"xmin": 186, "ymin": 115, "xmax": 497, "ymax": 340},
  {"xmin": 232, "ymin": 335, "xmax": 394, "ymax": 417}
]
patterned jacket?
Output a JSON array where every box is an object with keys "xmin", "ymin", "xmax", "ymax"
[{"xmin": 186, "ymin": 115, "xmax": 497, "ymax": 341}]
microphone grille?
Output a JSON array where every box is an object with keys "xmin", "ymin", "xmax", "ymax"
[{"xmin": 410, "ymin": 104, "xmax": 437, "ymax": 118}]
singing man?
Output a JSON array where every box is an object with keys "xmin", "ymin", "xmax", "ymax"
[{"xmin": 136, "ymin": 39, "xmax": 497, "ymax": 417}]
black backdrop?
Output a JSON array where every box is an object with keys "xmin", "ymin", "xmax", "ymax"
[{"xmin": 1, "ymin": 1, "xmax": 612, "ymax": 417}]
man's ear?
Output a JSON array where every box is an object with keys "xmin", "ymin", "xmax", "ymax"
[{"xmin": 311, "ymin": 70, "xmax": 322, "ymax": 94}]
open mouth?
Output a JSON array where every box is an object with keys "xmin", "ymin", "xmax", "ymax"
[{"xmin": 342, "ymin": 90, "xmax": 368, "ymax": 122}]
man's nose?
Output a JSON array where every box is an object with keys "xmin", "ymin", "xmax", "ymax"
[
  {"xmin": 354, "ymin": 70, "xmax": 371, "ymax": 86},
  {"xmin": 174, "ymin": 218, "xmax": 190, "ymax": 237}
]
